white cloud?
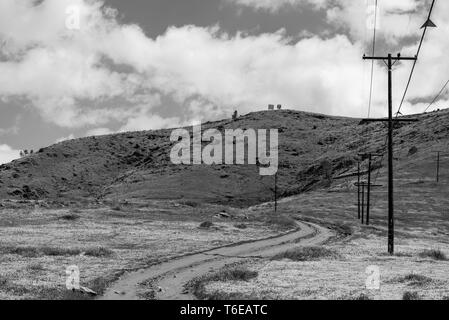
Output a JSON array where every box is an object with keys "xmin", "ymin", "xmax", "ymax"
[
  {"xmin": 0, "ymin": 0, "xmax": 448, "ymax": 135},
  {"xmin": 225, "ymin": 0, "xmax": 426, "ymax": 44},
  {"xmin": 119, "ymin": 114, "xmax": 182, "ymax": 132},
  {"xmin": 224, "ymin": 0, "xmax": 328, "ymax": 12},
  {"xmin": 55, "ymin": 134, "xmax": 75, "ymax": 143},
  {"xmin": 0, "ymin": 144, "xmax": 19, "ymax": 164},
  {"xmin": 326, "ymin": 0, "xmax": 425, "ymax": 44},
  {"xmin": 0, "ymin": 0, "xmax": 152, "ymax": 128},
  {"xmin": 86, "ymin": 127, "xmax": 114, "ymax": 137},
  {"xmin": 142, "ymin": 27, "xmax": 373, "ymax": 117}
]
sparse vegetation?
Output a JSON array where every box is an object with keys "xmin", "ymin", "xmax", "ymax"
[
  {"xmin": 199, "ymin": 221, "xmax": 214, "ymax": 229},
  {"xmin": 187, "ymin": 265, "xmax": 258, "ymax": 300},
  {"xmin": 0, "ymin": 272, "xmax": 123, "ymax": 300},
  {"xmin": 234, "ymin": 223, "xmax": 247, "ymax": 229},
  {"xmin": 266, "ymin": 215, "xmax": 297, "ymax": 230},
  {"xmin": 110, "ymin": 203, "xmax": 123, "ymax": 211},
  {"xmin": 408, "ymin": 146, "xmax": 418, "ymax": 156},
  {"xmin": 0, "ymin": 246, "xmax": 112, "ymax": 258},
  {"xmin": 0, "ymin": 276, "xmax": 8, "ymax": 287},
  {"xmin": 419, "ymin": 249, "xmax": 447, "ymax": 261},
  {"xmin": 271, "ymin": 246, "xmax": 340, "ymax": 261},
  {"xmin": 181, "ymin": 200, "xmax": 201, "ymax": 208},
  {"xmin": 403, "ymin": 291, "xmax": 420, "ymax": 300},
  {"xmin": 59, "ymin": 212, "xmax": 80, "ymax": 221},
  {"xmin": 397, "ymin": 274, "xmax": 433, "ymax": 286},
  {"xmin": 84, "ymin": 247, "xmax": 114, "ymax": 257},
  {"xmin": 27, "ymin": 262, "xmax": 45, "ymax": 272},
  {"xmin": 354, "ymin": 293, "xmax": 371, "ymax": 300}
]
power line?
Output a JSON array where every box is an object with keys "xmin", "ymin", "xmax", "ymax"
[
  {"xmin": 396, "ymin": 0, "xmax": 437, "ymax": 116},
  {"xmin": 371, "ymin": 0, "xmax": 437, "ymax": 187},
  {"xmin": 359, "ymin": 1, "xmax": 437, "ymax": 237},
  {"xmin": 424, "ymin": 78, "xmax": 449, "ymax": 113},
  {"xmin": 367, "ymin": 0, "xmax": 379, "ymax": 118}
]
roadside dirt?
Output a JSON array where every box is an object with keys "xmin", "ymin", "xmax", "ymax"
[{"xmin": 100, "ymin": 221, "xmax": 333, "ymax": 300}]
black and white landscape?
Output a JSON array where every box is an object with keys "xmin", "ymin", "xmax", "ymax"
[{"xmin": 0, "ymin": 0, "xmax": 448, "ymax": 301}]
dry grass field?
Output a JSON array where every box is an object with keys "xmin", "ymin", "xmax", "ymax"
[
  {"xmin": 0, "ymin": 200, "xmax": 281, "ymax": 300},
  {"xmin": 199, "ymin": 232, "xmax": 449, "ymax": 300},
  {"xmin": 189, "ymin": 153, "xmax": 449, "ymax": 300}
]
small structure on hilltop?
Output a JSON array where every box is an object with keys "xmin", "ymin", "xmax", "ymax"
[
  {"xmin": 268, "ymin": 104, "xmax": 283, "ymax": 110},
  {"xmin": 232, "ymin": 110, "xmax": 238, "ymax": 120}
]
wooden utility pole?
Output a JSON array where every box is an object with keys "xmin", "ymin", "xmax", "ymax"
[
  {"xmin": 357, "ymin": 161, "xmax": 361, "ymax": 219},
  {"xmin": 274, "ymin": 172, "xmax": 278, "ymax": 213},
  {"xmin": 436, "ymin": 151, "xmax": 441, "ymax": 183},
  {"xmin": 358, "ymin": 153, "xmax": 383, "ymax": 225},
  {"xmin": 355, "ymin": 181, "xmax": 382, "ymax": 225},
  {"xmin": 366, "ymin": 155, "xmax": 371, "ymax": 225},
  {"xmin": 362, "ymin": 53, "xmax": 418, "ymax": 254},
  {"xmin": 361, "ymin": 184, "xmax": 365, "ymax": 224}
]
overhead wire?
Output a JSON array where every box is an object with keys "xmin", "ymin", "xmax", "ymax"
[
  {"xmin": 367, "ymin": 0, "xmax": 379, "ymax": 118},
  {"xmin": 396, "ymin": 0, "xmax": 437, "ymax": 116},
  {"xmin": 424, "ymin": 79, "xmax": 449, "ymax": 113},
  {"xmin": 360, "ymin": 1, "xmax": 437, "ymax": 216}
]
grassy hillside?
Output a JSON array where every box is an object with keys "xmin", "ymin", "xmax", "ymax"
[{"xmin": 0, "ymin": 109, "xmax": 448, "ymax": 207}]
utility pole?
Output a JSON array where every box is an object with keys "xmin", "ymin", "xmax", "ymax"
[
  {"xmin": 358, "ymin": 153, "xmax": 383, "ymax": 225},
  {"xmin": 366, "ymin": 154, "xmax": 371, "ymax": 225},
  {"xmin": 274, "ymin": 172, "xmax": 278, "ymax": 213},
  {"xmin": 355, "ymin": 180, "xmax": 382, "ymax": 225},
  {"xmin": 362, "ymin": 53, "xmax": 418, "ymax": 254},
  {"xmin": 436, "ymin": 151, "xmax": 440, "ymax": 183},
  {"xmin": 357, "ymin": 161, "xmax": 361, "ymax": 219},
  {"xmin": 361, "ymin": 183, "xmax": 365, "ymax": 224}
]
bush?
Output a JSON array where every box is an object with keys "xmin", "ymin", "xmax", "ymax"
[
  {"xmin": 187, "ymin": 266, "xmax": 258, "ymax": 300},
  {"xmin": 0, "ymin": 246, "xmax": 112, "ymax": 258},
  {"xmin": 84, "ymin": 247, "xmax": 113, "ymax": 257},
  {"xmin": 354, "ymin": 293, "xmax": 371, "ymax": 300},
  {"xmin": 27, "ymin": 263, "xmax": 44, "ymax": 272},
  {"xmin": 419, "ymin": 249, "xmax": 447, "ymax": 261},
  {"xmin": 266, "ymin": 216, "xmax": 297, "ymax": 230},
  {"xmin": 0, "ymin": 276, "xmax": 8, "ymax": 287},
  {"xmin": 199, "ymin": 221, "xmax": 214, "ymax": 229},
  {"xmin": 271, "ymin": 246, "xmax": 340, "ymax": 262},
  {"xmin": 59, "ymin": 213, "xmax": 80, "ymax": 221},
  {"xmin": 408, "ymin": 146, "xmax": 418, "ymax": 156},
  {"xmin": 181, "ymin": 200, "xmax": 201, "ymax": 208},
  {"xmin": 398, "ymin": 274, "xmax": 432, "ymax": 286},
  {"xmin": 110, "ymin": 204, "xmax": 123, "ymax": 211},
  {"xmin": 403, "ymin": 291, "xmax": 420, "ymax": 300},
  {"xmin": 234, "ymin": 223, "xmax": 247, "ymax": 229}
]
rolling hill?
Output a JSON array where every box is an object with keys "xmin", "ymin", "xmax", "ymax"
[{"xmin": 0, "ymin": 109, "xmax": 448, "ymax": 207}]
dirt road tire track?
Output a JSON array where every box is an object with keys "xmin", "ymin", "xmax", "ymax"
[{"xmin": 100, "ymin": 221, "xmax": 333, "ymax": 300}]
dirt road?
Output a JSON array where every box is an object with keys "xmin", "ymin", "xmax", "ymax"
[{"xmin": 100, "ymin": 221, "xmax": 333, "ymax": 300}]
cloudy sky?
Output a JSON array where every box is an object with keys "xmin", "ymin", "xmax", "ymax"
[{"xmin": 0, "ymin": 0, "xmax": 448, "ymax": 163}]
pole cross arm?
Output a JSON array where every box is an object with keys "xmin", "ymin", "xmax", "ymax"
[
  {"xmin": 363, "ymin": 54, "xmax": 417, "ymax": 61},
  {"xmin": 354, "ymin": 182, "xmax": 383, "ymax": 187}
]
